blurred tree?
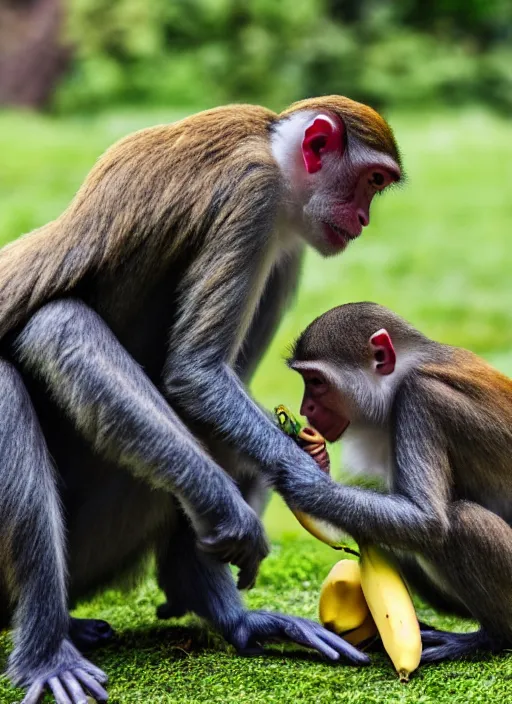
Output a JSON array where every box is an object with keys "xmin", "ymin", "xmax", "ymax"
[
  {"xmin": 2, "ymin": 0, "xmax": 510, "ymax": 114},
  {"xmin": 0, "ymin": 0, "xmax": 70, "ymax": 108}
]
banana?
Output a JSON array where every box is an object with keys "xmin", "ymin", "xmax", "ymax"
[
  {"xmin": 274, "ymin": 405, "xmax": 342, "ymax": 544},
  {"xmin": 359, "ymin": 544, "xmax": 422, "ymax": 681},
  {"xmin": 343, "ymin": 610, "xmax": 378, "ymax": 646},
  {"xmin": 293, "ymin": 511, "xmax": 347, "ymax": 548},
  {"xmin": 319, "ymin": 559, "xmax": 370, "ymax": 633}
]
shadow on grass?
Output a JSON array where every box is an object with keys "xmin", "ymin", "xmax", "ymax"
[{"xmin": 95, "ymin": 620, "xmax": 367, "ymax": 668}]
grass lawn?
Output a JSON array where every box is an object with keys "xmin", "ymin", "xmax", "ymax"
[{"xmin": 0, "ymin": 105, "xmax": 511, "ymax": 702}]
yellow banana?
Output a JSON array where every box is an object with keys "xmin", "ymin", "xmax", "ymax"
[
  {"xmin": 359, "ymin": 545, "xmax": 421, "ymax": 681},
  {"xmin": 319, "ymin": 559, "xmax": 370, "ymax": 633},
  {"xmin": 293, "ymin": 511, "xmax": 347, "ymax": 548},
  {"xmin": 343, "ymin": 610, "xmax": 378, "ymax": 646}
]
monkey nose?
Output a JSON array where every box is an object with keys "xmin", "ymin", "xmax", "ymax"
[
  {"xmin": 300, "ymin": 398, "xmax": 316, "ymax": 418},
  {"xmin": 357, "ymin": 209, "xmax": 369, "ymax": 228}
]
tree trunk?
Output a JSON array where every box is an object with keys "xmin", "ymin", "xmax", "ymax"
[{"xmin": 0, "ymin": 0, "xmax": 70, "ymax": 109}]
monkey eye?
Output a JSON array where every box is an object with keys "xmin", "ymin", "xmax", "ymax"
[
  {"xmin": 303, "ymin": 374, "xmax": 328, "ymax": 396},
  {"xmin": 368, "ymin": 169, "xmax": 395, "ymax": 192},
  {"xmin": 310, "ymin": 376, "xmax": 324, "ymax": 386}
]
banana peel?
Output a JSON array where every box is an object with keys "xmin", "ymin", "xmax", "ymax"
[
  {"xmin": 293, "ymin": 511, "xmax": 348, "ymax": 549},
  {"xmin": 319, "ymin": 559, "xmax": 372, "ymax": 634},
  {"xmin": 343, "ymin": 610, "xmax": 379, "ymax": 646}
]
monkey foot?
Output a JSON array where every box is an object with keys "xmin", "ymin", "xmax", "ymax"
[
  {"xmin": 227, "ymin": 610, "xmax": 370, "ymax": 665},
  {"xmin": 420, "ymin": 627, "xmax": 500, "ymax": 663},
  {"xmin": 70, "ymin": 617, "xmax": 115, "ymax": 651},
  {"xmin": 13, "ymin": 639, "xmax": 108, "ymax": 704}
]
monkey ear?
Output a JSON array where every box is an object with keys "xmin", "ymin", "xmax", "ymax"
[
  {"xmin": 369, "ymin": 328, "xmax": 396, "ymax": 376},
  {"xmin": 302, "ymin": 115, "xmax": 344, "ymax": 174}
]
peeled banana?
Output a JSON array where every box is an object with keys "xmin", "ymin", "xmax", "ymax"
[
  {"xmin": 343, "ymin": 610, "xmax": 378, "ymax": 646},
  {"xmin": 319, "ymin": 559, "xmax": 370, "ymax": 633},
  {"xmin": 359, "ymin": 544, "xmax": 422, "ymax": 681},
  {"xmin": 275, "ymin": 405, "xmax": 343, "ymax": 545}
]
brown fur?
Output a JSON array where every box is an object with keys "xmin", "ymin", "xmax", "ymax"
[
  {"xmin": 0, "ymin": 99, "xmax": 398, "ymax": 342},
  {"xmin": 290, "ymin": 302, "xmax": 512, "ymax": 654},
  {"xmin": 0, "ymin": 105, "xmax": 276, "ymax": 340},
  {"xmin": 281, "ymin": 96, "xmax": 400, "ymax": 165},
  {"xmin": 422, "ymin": 348, "xmax": 512, "ymax": 424}
]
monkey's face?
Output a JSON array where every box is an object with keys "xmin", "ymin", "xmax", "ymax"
[
  {"xmin": 291, "ymin": 324, "xmax": 398, "ymax": 438},
  {"xmin": 273, "ymin": 111, "xmax": 401, "ymax": 258},
  {"xmin": 301, "ymin": 137, "xmax": 400, "ymax": 257},
  {"xmin": 296, "ymin": 367, "xmax": 351, "ymax": 442}
]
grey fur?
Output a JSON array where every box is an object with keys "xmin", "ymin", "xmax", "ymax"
[
  {"xmin": 0, "ymin": 101, "xmax": 400, "ymax": 700},
  {"xmin": 0, "ymin": 360, "xmax": 107, "ymax": 700},
  {"xmin": 0, "ymin": 249, "xmax": 366, "ymax": 703}
]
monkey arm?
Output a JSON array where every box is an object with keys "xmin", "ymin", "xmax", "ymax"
[
  {"xmin": 157, "ymin": 514, "xmax": 369, "ymax": 665},
  {"xmin": 14, "ymin": 299, "xmax": 270, "ymax": 588},
  {"xmin": 164, "ymin": 170, "xmax": 321, "ymax": 481},
  {"xmin": 206, "ymin": 250, "xmax": 304, "ymax": 511},
  {"xmin": 275, "ymin": 376, "xmax": 453, "ymax": 551}
]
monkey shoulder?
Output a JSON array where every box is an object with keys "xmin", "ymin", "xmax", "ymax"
[
  {"xmin": 404, "ymin": 356, "xmax": 512, "ymax": 424},
  {"xmin": 87, "ymin": 105, "xmax": 280, "ymax": 194},
  {"xmin": 393, "ymin": 364, "xmax": 512, "ymax": 483},
  {"xmin": 393, "ymin": 367, "xmax": 474, "ymax": 422}
]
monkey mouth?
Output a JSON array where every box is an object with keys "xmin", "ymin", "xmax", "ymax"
[
  {"xmin": 322, "ymin": 221, "xmax": 359, "ymax": 250},
  {"xmin": 307, "ymin": 416, "xmax": 350, "ymax": 443},
  {"xmin": 322, "ymin": 417, "xmax": 350, "ymax": 443}
]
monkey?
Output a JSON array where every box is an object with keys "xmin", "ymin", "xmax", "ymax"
[
  {"xmin": 0, "ymin": 98, "xmax": 401, "ymax": 703},
  {"xmin": 285, "ymin": 301, "xmax": 512, "ymax": 664}
]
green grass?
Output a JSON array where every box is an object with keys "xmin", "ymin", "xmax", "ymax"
[
  {"xmin": 0, "ymin": 539, "xmax": 509, "ymax": 704},
  {"xmin": 0, "ymin": 106, "xmax": 511, "ymax": 702}
]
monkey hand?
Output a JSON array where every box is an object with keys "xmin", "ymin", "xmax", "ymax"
[
  {"xmin": 196, "ymin": 504, "xmax": 270, "ymax": 590},
  {"xmin": 273, "ymin": 442, "xmax": 332, "ymax": 495},
  {"xmin": 15, "ymin": 639, "xmax": 108, "ymax": 704},
  {"xmin": 225, "ymin": 610, "xmax": 370, "ymax": 665}
]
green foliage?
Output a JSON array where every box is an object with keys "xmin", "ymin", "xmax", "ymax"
[{"xmin": 56, "ymin": 0, "xmax": 512, "ymax": 112}]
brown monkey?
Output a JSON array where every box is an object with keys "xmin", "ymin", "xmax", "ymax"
[
  {"xmin": 286, "ymin": 301, "xmax": 512, "ymax": 663},
  {"xmin": 0, "ymin": 99, "xmax": 400, "ymax": 703}
]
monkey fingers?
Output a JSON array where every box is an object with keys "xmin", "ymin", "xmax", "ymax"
[
  {"xmin": 420, "ymin": 628, "xmax": 499, "ymax": 663},
  {"xmin": 21, "ymin": 662, "xmax": 108, "ymax": 704},
  {"xmin": 229, "ymin": 611, "xmax": 370, "ymax": 665}
]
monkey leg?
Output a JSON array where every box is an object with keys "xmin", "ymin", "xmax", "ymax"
[
  {"xmin": 156, "ymin": 514, "xmax": 370, "ymax": 665},
  {"xmin": 418, "ymin": 501, "xmax": 512, "ymax": 663},
  {"xmin": 14, "ymin": 298, "xmax": 269, "ymax": 589},
  {"xmin": 398, "ymin": 554, "xmax": 472, "ymax": 619},
  {"xmin": 0, "ymin": 359, "xmax": 108, "ymax": 704}
]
